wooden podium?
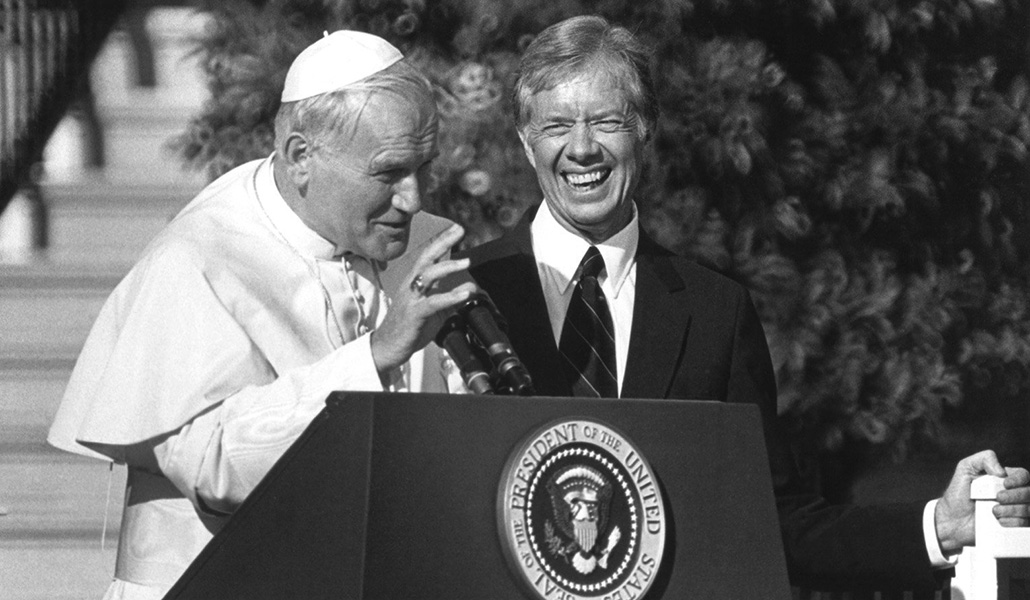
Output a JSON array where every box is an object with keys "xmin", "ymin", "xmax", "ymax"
[{"xmin": 163, "ymin": 392, "xmax": 790, "ymax": 599}]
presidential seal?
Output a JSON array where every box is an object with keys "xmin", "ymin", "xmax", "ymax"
[{"xmin": 498, "ymin": 419, "xmax": 666, "ymax": 600}]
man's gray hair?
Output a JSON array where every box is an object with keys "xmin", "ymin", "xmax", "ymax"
[
  {"xmin": 274, "ymin": 59, "xmax": 434, "ymax": 154},
  {"xmin": 513, "ymin": 15, "xmax": 658, "ymax": 139}
]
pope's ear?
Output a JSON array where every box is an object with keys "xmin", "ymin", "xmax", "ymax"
[
  {"xmin": 281, "ymin": 133, "xmax": 314, "ymax": 186},
  {"xmin": 517, "ymin": 128, "xmax": 537, "ymax": 169}
]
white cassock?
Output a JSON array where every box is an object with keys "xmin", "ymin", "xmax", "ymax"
[{"xmin": 48, "ymin": 156, "xmax": 456, "ymax": 600}]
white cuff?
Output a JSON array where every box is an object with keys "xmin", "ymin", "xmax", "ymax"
[
  {"xmin": 300, "ymin": 332, "xmax": 384, "ymax": 400},
  {"xmin": 924, "ymin": 499, "xmax": 961, "ymax": 568}
]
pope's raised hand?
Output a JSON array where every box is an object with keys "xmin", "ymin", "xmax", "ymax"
[{"xmin": 370, "ymin": 223, "xmax": 478, "ymax": 376}]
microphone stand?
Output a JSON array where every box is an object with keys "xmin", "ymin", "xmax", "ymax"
[{"xmin": 434, "ymin": 293, "xmax": 536, "ymax": 396}]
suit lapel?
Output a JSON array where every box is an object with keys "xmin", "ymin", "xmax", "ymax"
[
  {"xmin": 467, "ymin": 212, "xmax": 572, "ymax": 397},
  {"xmin": 621, "ymin": 233, "xmax": 692, "ymax": 400}
]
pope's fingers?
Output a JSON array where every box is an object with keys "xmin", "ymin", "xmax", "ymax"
[
  {"xmin": 414, "ymin": 223, "xmax": 465, "ymax": 269},
  {"xmin": 420, "ymin": 283, "xmax": 477, "ymax": 313},
  {"xmin": 414, "ymin": 258, "xmax": 472, "ymax": 295}
]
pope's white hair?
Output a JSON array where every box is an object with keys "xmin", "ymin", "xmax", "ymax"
[{"xmin": 274, "ymin": 60, "xmax": 435, "ymax": 155}]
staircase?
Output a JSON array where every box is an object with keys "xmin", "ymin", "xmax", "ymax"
[{"xmin": 0, "ymin": 6, "xmax": 208, "ymax": 599}]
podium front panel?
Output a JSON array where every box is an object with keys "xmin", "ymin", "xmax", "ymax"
[{"xmin": 164, "ymin": 393, "xmax": 789, "ymax": 599}]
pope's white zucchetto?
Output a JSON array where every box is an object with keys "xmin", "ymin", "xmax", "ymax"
[{"xmin": 280, "ymin": 30, "xmax": 404, "ymax": 103}]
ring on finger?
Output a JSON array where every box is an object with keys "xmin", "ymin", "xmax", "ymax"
[{"xmin": 410, "ymin": 274, "xmax": 427, "ymax": 295}]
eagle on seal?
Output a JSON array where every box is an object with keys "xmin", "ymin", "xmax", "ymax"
[{"xmin": 546, "ymin": 464, "xmax": 619, "ymax": 574}]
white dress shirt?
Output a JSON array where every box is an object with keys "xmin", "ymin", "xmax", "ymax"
[{"xmin": 531, "ymin": 202, "xmax": 638, "ymax": 396}]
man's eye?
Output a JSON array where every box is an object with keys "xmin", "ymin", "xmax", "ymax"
[
  {"xmin": 543, "ymin": 123, "xmax": 572, "ymax": 134},
  {"xmin": 594, "ymin": 119, "xmax": 624, "ymax": 132}
]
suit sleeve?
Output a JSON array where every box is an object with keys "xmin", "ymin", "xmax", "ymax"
[{"xmin": 726, "ymin": 289, "xmax": 945, "ymax": 591}]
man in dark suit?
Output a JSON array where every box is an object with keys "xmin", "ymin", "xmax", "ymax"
[{"xmin": 463, "ymin": 14, "xmax": 1030, "ymax": 591}]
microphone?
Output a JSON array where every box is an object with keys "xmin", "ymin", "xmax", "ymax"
[
  {"xmin": 432, "ymin": 268, "xmax": 535, "ymax": 396},
  {"xmin": 458, "ymin": 293, "xmax": 536, "ymax": 396},
  {"xmin": 434, "ymin": 312, "xmax": 495, "ymax": 395}
]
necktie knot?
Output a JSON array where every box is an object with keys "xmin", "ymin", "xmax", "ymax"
[{"xmin": 579, "ymin": 246, "xmax": 605, "ymax": 281}]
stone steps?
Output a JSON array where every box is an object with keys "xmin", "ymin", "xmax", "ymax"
[
  {"xmin": 0, "ymin": 7, "xmax": 209, "ymax": 598},
  {"xmin": 0, "ymin": 261, "xmax": 125, "ymax": 446},
  {"xmin": 0, "ymin": 451, "xmax": 125, "ymax": 600},
  {"xmin": 43, "ymin": 177, "xmax": 194, "ymax": 264},
  {"xmin": 0, "ymin": 261, "xmax": 125, "ymax": 357}
]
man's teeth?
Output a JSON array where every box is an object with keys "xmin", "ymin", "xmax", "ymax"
[{"xmin": 565, "ymin": 171, "xmax": 606, "ymax": 186}]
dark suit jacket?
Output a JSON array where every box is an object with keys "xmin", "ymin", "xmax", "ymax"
[{"xmin": 465, "ymin": 209, "xmax": 944, "ymax": 591}]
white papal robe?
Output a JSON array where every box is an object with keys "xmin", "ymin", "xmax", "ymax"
[{"xmin": 48, "ymin": 156, "xmax": 455, "ymax": 599}]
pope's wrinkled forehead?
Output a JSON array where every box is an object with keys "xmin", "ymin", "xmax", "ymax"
[{"xmin": 349, "ymin": 83, "xmax": 439, "ymax": 138}]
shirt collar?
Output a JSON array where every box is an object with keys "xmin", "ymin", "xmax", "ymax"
[
  {"xmin": 530, "ymin": 201, "xmax": 639, "ymax": 299},
  {"xmin": 256, "ymin": 155, "xmax": 339, "ymax": 260}
]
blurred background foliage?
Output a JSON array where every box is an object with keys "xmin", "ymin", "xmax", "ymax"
[{"xmin": 175, "ymin": 0, "xmax": 1030, "ymax": 501}]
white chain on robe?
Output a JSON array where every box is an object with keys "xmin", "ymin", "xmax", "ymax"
[{"xmin": 315, "ymin": 255, "xmax": 383, "ymax": 348}]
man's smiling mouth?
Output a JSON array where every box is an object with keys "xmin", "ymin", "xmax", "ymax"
[{"xmin": 563, "ymin": 168, "xmax": 611, "ymax": 190}]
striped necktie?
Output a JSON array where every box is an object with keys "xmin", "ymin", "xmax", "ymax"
[{"xmin": 558, "ymin": 246, "xmax": 618, "ymax": 398}]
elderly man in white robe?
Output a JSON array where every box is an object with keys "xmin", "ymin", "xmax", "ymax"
[{"xmin": 48, "ymin": 31, "xmax": 475, "ymax": 600}]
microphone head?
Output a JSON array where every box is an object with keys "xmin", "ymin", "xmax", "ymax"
[
  {"xmin": 497, "ymin": 361, "xmax": 535, "ymax": 396},
  {"xmin": 438, "ymin": 283, "xmax": 534, "ymax": 397},
  {"xmin": 435, "ymin": 313, "xmax": 496, "ymax": 395},
  {"xmin": 461, "ymin": 294, "xmax": 510, "ymax": 342}
]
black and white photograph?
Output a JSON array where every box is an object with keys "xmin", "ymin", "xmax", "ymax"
[{"xmin": 2, "ymin": 1, "xmax": 1030, "ymax": 598}]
